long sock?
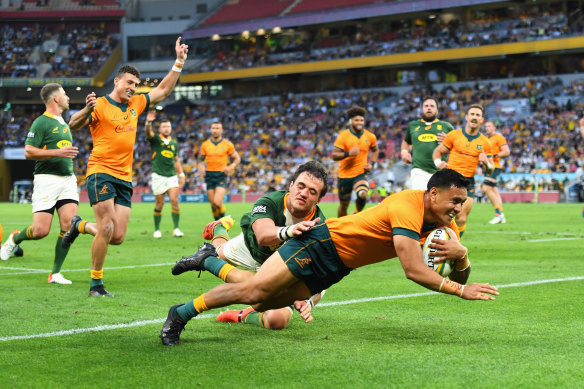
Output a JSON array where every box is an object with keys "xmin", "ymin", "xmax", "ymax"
[
  {"xmin": 153, "ymin": 209, "xmax": 162, "ymax": 230},
  {"xmin": 355, "ymin": 196, "xmax": 366, "ymax": 212},
  {"xmin": 243, "ymin": 311, "xmax": 265, "ymax": 327},
  {"xmin": 203, "ymin": 256, "xmax": 235, "ymax": 281},
  {"xmin": 494, "ymin": 207, "xmax": 502, "ymax": 215},
  {"xmin": 52, "ymin": 231, "xmax": 70, "ymax": 273},
  {"xmin": 175, "ymin": 294, "xmax": 208, "ymax": 321},
  {"xmin": 13, "ymin": 226, "xmax": 33, "ymax": 245},
  {"xmin": 218, "ymin": 205, "xmax": 226, "ymax": 218},
  {"xmin": 90, "ymin": 269, "xmax": 103, "ymax": 288},
  {"xmin": 212, "ymin": 208, "xmax": 219, "ymax": 220},
  {"xmin": 171, "ymin": 208, "xmax": 180, "ymax": 228},
  {"xmin": 77, "ymin": 220, "xmax": 87, "ymax": 234},
  {"xmin": 211, "ymin": 224, "xmax": 229, "ymax": 243}
]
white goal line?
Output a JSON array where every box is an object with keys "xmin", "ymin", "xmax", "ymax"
[{"xmin": 1, "ymin": 276, "xmax": 582, "ymax": 342}]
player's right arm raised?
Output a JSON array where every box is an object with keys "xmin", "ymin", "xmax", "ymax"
[{"xmin": 69, "ymin": 92, "xmax": 97, "ymax": 130}]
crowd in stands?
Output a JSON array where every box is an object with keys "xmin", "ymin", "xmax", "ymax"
[
  {"xmin": 1, "ymin": 22, "xmax": 118, "ymax": 78},
  {"xmin": 2, "ymin": 77, "xmax": 582, "ymax": 195},
  {"xmin": 199, "ymin": 4, "xmax": 582, "ymax": 73}
]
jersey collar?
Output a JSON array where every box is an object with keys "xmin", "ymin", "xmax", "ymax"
[
  {"xmin": 348, "ymin": 127, "xmax": 363, "ymax": 138},
  {"xmin": 211, "ymin": 137, "xmax": 223, "ymax": 146},
  {"xmin": 462, "ymin": 127, "xmax": 481, "ymax": 142},
  {"xmin": 105, "ymin": 95, "xmax": 128, "ymax": 111}
]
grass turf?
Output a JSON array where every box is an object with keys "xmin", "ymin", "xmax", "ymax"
[{"xmin": 0, "ymin": 201, "xmax": 583, "ymax": 388}]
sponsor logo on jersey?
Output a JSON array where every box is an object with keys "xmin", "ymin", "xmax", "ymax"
[
  {"xmin": 417, "ymin": 133, "xmax": 438, "ymax": 142},
  {"xmin": 57, "ymin": 140, "xmax": 72, "ymax": 148},
  {"xmin": 161, "ymin": 150, "xmax": 174, "ymax": 158},
  {"xmin": 130, "ymin": 109, "xmax": 136, "ymax": 117},
  {"xmin": 251, "ymin": 205, "xmax": 267, "ymax": 215},
  {"xmin": 114, "ymin": 125, "xmax": 136, "ymax": 133}
]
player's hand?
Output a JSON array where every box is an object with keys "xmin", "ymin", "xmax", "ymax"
[
  {"xmin": 175, "ymin": 36, "xmax": 188, "ymax": 62},
  {"xmin": 429, "ymin": 230, "xmax": 466, "ymax": 263},
  {"xmin": 146, "ymin": 110, "xmax": 156, "ymax": 122},
  {"xmin": 437, "ymin": 161, "xmax": 448, "ymax": 169},
  {"xmin": 348, "ymin": 146, "xmax": 360, "ymax": 156},
  {"xmin": 56, "ymin": 146, "xmax": 79, "ymax": 159},
  {"xmin": 436, "ymin": 132, "xmax": 446, "ymax": 143},
  {"xmin": 85, "ymin": 92, "xmax": 97, "ymax": 112},
  {"xmin": 294, "ymin": 299, "xmax": 314, "ymax": 323},
  {"xmin": 291, "ymin": 217, "xmax": 321, "ymax": 236},
  {"xmin": 179, "ymin": 175, "xmax": 186, "ymax": 187},
  {"xmin": 478, "ymin": 151, "xmax": 488, "ymax": 164},
  {"xmin": 363, "ymin": 163, "xmax": 373, "ymax": 173},
  {"xmin": 460, "ymin": 283, "xmax": 498, "ymax": 300},
  {"xmin": 401, "ymin": 150, "xmax": 412, "ymax": 164}
]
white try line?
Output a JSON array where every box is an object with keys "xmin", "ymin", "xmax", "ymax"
[
  {"xmin": 0, "ymin": 262, "xmax": 175, "ymax": 276},
  {"xmin": 527, "ymin": 237, "xmax": 581, "ymax": 243},
  {"xmin": 1, "ymin": 276, "xmax": 583, "ymax": 342}
]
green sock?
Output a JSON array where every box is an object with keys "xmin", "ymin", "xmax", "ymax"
[
  {"xmin": 243, "ymin": 311, "xmax": 264, "ymax": 327},
  {"xmin": 90, "ymin": 278, "xmax": 103, "ymax": 288},
  {"xmin": 203, "ymin": 255, "xmax": 229, "ymax": 277},
  {"xmin": 213, "ymin": 224, "xmax": 228, "ymax": 238},
  {"xmin": 171, "ymin": 209, "xmax": 180, "ymax": 228},
  {"xmin": 13, "ymin": 227, "xmax": 32, "ymax": 245},
  {"xmin": 52, "ymin": 232, "xmax": 70, "ymax": 273},
  {"xmin": 494, "ymin": 208, "xmax": 502, "ymax": 215},
  {"xmin": 175, "ymin": 300, "xmax": 199, "ymax": 321},
  {"xmin": 154, "ymin": 209, "xmax": 162, "ymax": 230}
]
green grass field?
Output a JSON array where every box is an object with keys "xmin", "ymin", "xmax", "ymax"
[{"xmin": 1, "ymin": 201, "xmax": 583, "ymax": 388}]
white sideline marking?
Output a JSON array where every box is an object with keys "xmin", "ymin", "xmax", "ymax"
[
  {"xmin": 1, "ymin": 276, "xmax": 583, "ymax": 342},
  {"xmin": 0, "ymin": 262, "xmax": 175, "ymax": 276},
  {"xmin": 527, "ymin": 237, "xmax": 581, "ymax": 243}
]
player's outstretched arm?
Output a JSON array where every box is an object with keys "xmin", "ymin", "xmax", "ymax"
[{"xmin": 149, "ymin": 37, "xmax": 188, "ymax": 106}]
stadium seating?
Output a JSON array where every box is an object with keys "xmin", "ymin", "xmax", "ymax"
[
  {"xmin": 201, "ymin": 0, "xmax": 294, "ymax": 26},
  {"xmin": 288, "ymin": 0, "xmax": 384, "ymax": 15}
]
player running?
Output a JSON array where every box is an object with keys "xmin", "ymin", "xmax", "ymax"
[{"xmin": 480, "ymin": 121, "xmax": 510, "ymax": 224}]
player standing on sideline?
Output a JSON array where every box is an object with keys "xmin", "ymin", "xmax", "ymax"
[
  {"xmin": 144, "ymin": 110, "xmax": 185, "ymax": 238},
  {"xmin": 0, "ymin": 83, "xmax": 97, "ymax": 284},
  {"xmin": 198, "ymin": 121, "xmax": 240, "ymax": 220},
  {"xmin": 401, "ymin": 96, "xmax": 454, "ymax": 190},
  {"xmin": 172, "ymin": 161, "xmax": 328, "ymax": 330},
  {"xmin": 68, "ymin": 37, "xmax": 189, "ymax": 297},
  {"xmin": 160, "ymin": 169, "xmax": 499, "ymax": 346},
  {"xmin": 331, "ymin": 106, "xmax": 378, "ymax": 217},
  {"xmin": 480, "ymin": 121, "xmax": 510, "ymax": 224},
  {"xmin": 432, "ymin": 104, "xmax": 494, "ymax": 237}
]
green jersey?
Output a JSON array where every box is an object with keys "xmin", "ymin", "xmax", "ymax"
[
  {"xmin": 149, "ymin": 134, "xmax": 178, "ymax": 177},
  {"xmin": 240, "ymin": 190, "xmax": 326, "ymax": 264},
  {"xmin": 404, "ymin": 118, "xmax": 454, "ymax": 173},
  {"xmin": 25, "ymin": 112, "xmax": 74, "ymax": 176}
]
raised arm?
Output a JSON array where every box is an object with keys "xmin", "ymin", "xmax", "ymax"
[
  {"xmin": 148, "ymin": 37, "xmax": 188, "ymax": 106},
  {"xmin": 144, "ymin": 110, "xmax": 156, "ymax": 139},
  {"xmin": 69, "ymin": 92, "xmax": 97, "ymax": 130}
]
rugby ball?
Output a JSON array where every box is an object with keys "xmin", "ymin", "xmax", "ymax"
[{"xmin": 422, "ymin": 227, "xmax": 456, "ymax": 276}]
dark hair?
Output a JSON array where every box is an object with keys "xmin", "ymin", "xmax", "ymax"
[
  {"xmin": 427, "ymin": 169, "xmax": 470, "ymax": 192},
  {"xmin": 346, "ymin": 105, "xmax": 367, "ymax": 119},
  {"xmin": 211, "ymin": 121, "xmax": 222, "ymax": 127},
  {"xmin": 422, "ymin": 96, "xmax": 439, "ymax": 108},
  {"xmin": 116, "ymin": 65, "xmax": 141, "ymax": 79},
  {"xmin": 291, "ymin": 160, "xmax": 329, "ymax": 198},
  {"xmin": 466, "ymin": 104, "xmax": 484, "ymax": 115},
  {"xmin": 40, "ymin": 83, "xmax": 62, "ymax": 104}
]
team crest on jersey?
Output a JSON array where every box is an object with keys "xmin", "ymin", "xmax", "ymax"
[
  {"xmin": 477, "ymin": 145, "xmax": 482, "ymax": 150},
  {"xmin": 62, "ymin": 128, "xmax": 68, "ymax": 133},
  {"xmin": 437, "ymin": 124, "xmax": 442, "ymax": 130},
  {"xmin": 52, "ymin": 126, "xmax": 59, "ymax": 133},
  {"xmin": 251, "ymin": 205, "xmax": 267, "ymax": 215},
  {"xmin": 130, "ymin": 109, "xmax": 136, "ymax": 117}
]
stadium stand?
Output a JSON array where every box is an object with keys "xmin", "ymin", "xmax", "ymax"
[
  {"xmin": 201, "ymin": 0, "xmax": 294, "ymax": 26},
  {"xmin": 288, "ymin": 0, "xmax": 388, "ymax": 15}
]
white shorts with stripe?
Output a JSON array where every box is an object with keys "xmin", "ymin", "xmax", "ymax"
[
  {"xmin": 219, "ymin": 233, "xmax": 262, "ymax": 272},
  {"xmin": 151, "ymin": 172, "xmax": 179, "ymax": 196}
]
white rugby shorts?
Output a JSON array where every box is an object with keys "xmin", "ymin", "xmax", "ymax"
[
  {"xmin": 409, "ymin": 168, "xmax": 434, "ymax": 191},
  {"xmin": 219, "ymin": 233, "xmax": 262, "ymax": 272},
  {"xmin": 151, "ymin": 172, "xmax": 179, "ymax": 195},
  {"xmin": 32, "ymin": 174, "xmax": 78, "ymax": 213}
]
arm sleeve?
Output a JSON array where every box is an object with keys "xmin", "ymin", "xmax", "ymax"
[{"xmin": 25, "ymin": 119, "xmax": 43, "ymax": 147}]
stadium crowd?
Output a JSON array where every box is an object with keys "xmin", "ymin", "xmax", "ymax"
[
  {"xmin": 199, "ymin": 5, "xmax": 582, "ymax": 73},
  {"xmin": 2, "ymin": 76, "xmax": 582, "ymax": 195},
  {"xmin": 1, "ymin": 22, "xmax": 118, "ymax": 78}
]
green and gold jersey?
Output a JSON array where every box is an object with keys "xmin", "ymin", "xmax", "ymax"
[
  {"xmin": 25, "ymin": 112, "xmax": 74, "ymax": 176},
  {"xmin": 404, "ymin": 118, "xmax": 454, "ymax": 173},
  {"xmin": 149, "ymin": 134, "xmax": 178, "ymax": 177},
  {"xmin": 240, "ymin": 190, "xmax": 326, "ymax": 264}
]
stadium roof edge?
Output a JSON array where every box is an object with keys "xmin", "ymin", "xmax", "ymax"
[{"xmin": 183, "ymin": 0, "xmax": 507, "ymax": 39}]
